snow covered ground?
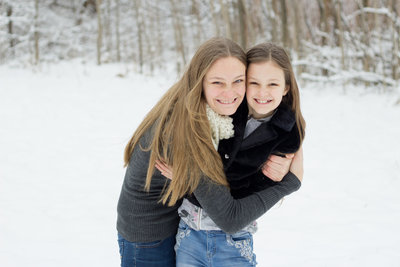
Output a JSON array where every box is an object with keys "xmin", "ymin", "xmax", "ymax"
[{"xmin": 1, "ymin": 62, "xmax": 399, "ymax": 267}]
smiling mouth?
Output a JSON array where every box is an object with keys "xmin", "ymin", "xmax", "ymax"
[
  {"xmin": 254, "ymin": 99, "xmax": 272, "ymax": 104},
  {"xmin": 217, "ymin": 98, "xmax": 237, "ymax": 104}
]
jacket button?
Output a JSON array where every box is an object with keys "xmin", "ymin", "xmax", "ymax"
[{"xmin": 224, "ymin": 154, "xmax": 229, "ymax": 159}]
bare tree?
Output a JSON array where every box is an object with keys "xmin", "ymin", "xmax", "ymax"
[
  {"xmin": 155, "ymin": 5, "xmax": 164, "ymax": 67},
  {"xmin": 389, "ymin": 0, "xmax": 399, "ymax": 80},
  {"xmin": 209, "ymin": 0, "xmax": 220, "ymax": 36},
  {"xmin": 269, "ymin": 0, "xmax": 279, "ymax": 43},
  {"xmin": 95, "ymin": 0, "xmax": 102, "ymax": 65},
  {"xmin": 245, "ymin": 0, "xmax": 261, "ymax": 45},
  {"xmin": 238, "ymin": 0, "xmax": 248, "ymax": 48},
  {"xmin": 133, "ymin": 0, "xmax": 143, "ymax": 73},
  {"xmin": 356, "ymin": 0, "xmax": 371, "ymax": 73},
  {"xmin": 334, "ymin": 0, "xmax": 345, "ymax": 69},
  {"xmin": 190, "ymin": 0, "xmax": 201, "ymax": 44},
  {"xmin": 142, "ymin": 4, "xmax": 155, "ymax": 73},
  {"xmin": 34, "ymin": 0, "xmax": 39, "ymax": 64},
  {"xmin": 6, "ymin": 4, "xmax": 14, "ymax": 53},
  {"xmin": 280, "ymin": 0, "xmax": 289, "ymax": 47},
  {"xmin": 104, "ymin": 0, "xmax": 112, "ymax": 60},
  {"xmin": 115, "ymin": 0, "xmax": 121, "ymax": 62},
  {"xmin": 220, "ymin": 0, "xmax": 232, "ymax": 39},
  {"xmin": 318, "ymin": 0, "xmax": 331, "ymax": 47},
  {"xmin": 291, "ymin": 1, "xmax": 302, "ymax": 54},
  {"xmin": 170, "ymin": 0, "xmax": 187, "ymax": 70}
]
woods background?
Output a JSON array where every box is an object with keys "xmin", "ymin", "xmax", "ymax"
[{"xmin": 1, "ymin": 0, "xmax": 399, "ymax": 89}]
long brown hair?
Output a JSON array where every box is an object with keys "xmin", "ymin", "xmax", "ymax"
[
  {"xmin": 124, "ymin": 37, "xmax": 246, "ymax": 206},
  {"xmin": 246, "ymin": 43, "xmax": 306, "ymax": 144}
]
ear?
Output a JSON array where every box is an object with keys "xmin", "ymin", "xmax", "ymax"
[{"xmin": 283, "ymin": 85, "xmax": 289, "ymax": 96}]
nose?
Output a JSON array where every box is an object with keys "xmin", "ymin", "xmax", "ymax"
[
  {"xmin": 259, "ymin": 86, "xmax": 271, "ymax": 96},
  {"xmin": 220, "ymin": 86, "xmax": 236, "ymax": 98}
]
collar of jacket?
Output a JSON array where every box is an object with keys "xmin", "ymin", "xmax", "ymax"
[
  {"xmin": 217, "ymin": 101, "xmax": 248, "ymax": 168},
  {"xmin": 240, "ymin": 102, "xmax": 296, "ymax": 150},
  {"xmin": 270, "ymin": 102, "xmax": 296, "ymax": 132}
]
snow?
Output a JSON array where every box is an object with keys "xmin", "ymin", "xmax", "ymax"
[{"xmin": 1, "ymin": 62, "xmax": 400, "ymax": 267}]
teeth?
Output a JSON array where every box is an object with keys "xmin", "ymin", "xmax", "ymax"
[
  {"xmin": 256, "ymin": 99, "xmax": 271, "ymax": 104},
  {"xmin": 218, "ymin": 99, "xmax": 235, "ymax": 104}
]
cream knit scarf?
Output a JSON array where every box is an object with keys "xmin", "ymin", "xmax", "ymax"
[{"xmin": 206, "ymin": 104, "xmax": 235, "ymax": 149}]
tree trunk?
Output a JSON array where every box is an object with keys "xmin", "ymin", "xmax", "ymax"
[
  {"xmin": 270, "ymin": 0, "xmax": 279, "ymax": 43},
  {"xmin": 238, "ymin": 0, "xmax": 248, "ymax": 49},
  {"xmin": 317, "ymin": 0, "xmax": 329, "ymax": 75},
  {"xmin": 303, "ymin": 2, "xmax": 316, "ymax": 44},
  {"xmin": 170, "ymin": 0, "xmax": 186, "ymax": 70},
  {"xmin": 133, "ymin": 0, "xmax": 143, "ymax": 73},
  {"xmin": 292, "ymin": 1, "xmax": 301, "ymax": 54},
  {"xmin": 7, "ymin": 5, "xmax": 14, "ymax": 51},
  {"xmin": 190, "ymin": 0, "xmax": 203, "ymax": 44},
  {"xmin": 390, "ymin": 0, "xmax": 399, "ymax": 80},
  {"xmin": 219, "ymin": 0, "xmax": 232, "ymax": 39},
  {"xmin": 96, "ymin": 0, "xmax": 102, "ymax": 65},
  {"xmin": 34, "ymin": 0, "xmax": 39, "ymax": 64},
  {"xmin": 105, "ymin": 0, "xmax": 112, "ymax": 61},
  {"xmin": 356, "ymin": 0, "xmax": 371, "ymax": 73},
  {"xmin": 142, "ymin": 4, "xmax": 154, "ymax": 73},
  {"xmin": 318, "ymin": 0, "xmax": 331, "ymax": 46},
  {"xmin": 115, "ymin": 0, "xmax": 121, "ymax": 62},
  {"xmin": 246, "ymin": 0, "xmax": 260, "ymax": 45},
  {"xmin": 280, "ymin": 0, "xmax": 289, "ymax": 48},
  {"xmin": 209, "ymin": 0, "xmax": 220, "ymax": 36},
  {"xmin": 155, "ymin": 5, "xmax": 163, "ymax": 67},
  {"xmin": 335, "ymin": 0, "xmax": 345, "ymax": 69}
]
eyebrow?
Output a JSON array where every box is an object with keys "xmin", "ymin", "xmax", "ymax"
[
  {"xmin": 247, "ymin": 76, "xmax": 281, "ymax": 82},
  {"xmin": 208, "ymin": 74, "xmax": 245, "ymax": 80}
]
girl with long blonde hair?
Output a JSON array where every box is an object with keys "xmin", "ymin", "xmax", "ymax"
[{"xmin": 117, "ymin": 38, "xmax": 302, "ymax": 267}]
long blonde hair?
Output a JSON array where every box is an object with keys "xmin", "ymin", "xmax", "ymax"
[
  {"xmin": 246, "ymin": 43, "xmax": 306, "ymax": 144},
  {"xmin": 124, "ymin": 37, "xmax": 246, "ymax": 206}
]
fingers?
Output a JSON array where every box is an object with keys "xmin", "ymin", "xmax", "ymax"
[
  {"xmin": 262, "ymin": 160, "xmax": 286, "ymax": 182},
  {"xmin": 262, "ymin": 153, "xmax": 294, "ymax": 182},
  {"xmin": 155, "ymin": 160, "xmax": 166, "ymax": 173},
  {"xmin": 262, "ymin": 164, "xmax": 283, "ymax": 182},
  {"xmin": 268, "ymin": 154, "xmax": 293, "ymax": 165},
  {"xmin": 285, "ymin": 153, "xmax": 295, "ymax": 159},
  {"xmin": 155, "ymin": 160, "xmax": 173, "ymax": 180}
]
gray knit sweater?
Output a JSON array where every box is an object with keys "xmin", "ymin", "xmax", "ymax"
[{"xmin": 116, "ymin": 126, "xmax": 301, "ymax": 242}]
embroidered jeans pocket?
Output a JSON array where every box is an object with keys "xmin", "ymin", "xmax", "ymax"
[
  {"xmin": 226, "ymin": 231, "xmax": 256, "ymax": 265},
  {"xmin": 175, "ymin": 220, "xmax": 192, "ymax": 252}
]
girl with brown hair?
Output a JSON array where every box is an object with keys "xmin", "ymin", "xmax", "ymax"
[{"xmin": 157, "ymin": 42, "xmax": 305, "ymax": 266}]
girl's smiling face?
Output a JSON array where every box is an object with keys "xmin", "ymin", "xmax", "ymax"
[
  {"xmin": 246, "ymin": 60, "xmax": 288, "ymax": 119},
  {"xmin": 203, "ymin": 56, "xmax": 246, "ymax": 116}
]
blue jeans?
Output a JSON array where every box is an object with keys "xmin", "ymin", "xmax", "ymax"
[
  {"xmin": 175, "ymin": 220, "xmax": 257, "ymax": 267},
  {"xmin": 117, "ymin": 233, "xmax": 176, "ymax": 267}
]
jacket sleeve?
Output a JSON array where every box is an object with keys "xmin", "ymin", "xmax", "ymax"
[
  {"xmin": 193, "ymin": 171, "xmax": 301, "ymax": 234},
  {"xmin": 273, "ymin": 124, "xmax": 301, "ymax": 154}
]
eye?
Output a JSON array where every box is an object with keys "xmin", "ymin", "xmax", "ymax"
[
  {"xmin": 269, "ymin": 83, "xmax": 279, "ymax": 87},
  {"xmin": 212, "ymin": 81, "xmax": 223, "ymax": 85},
  {"xmin": 234, "ymin": 79, "xmax": 244, "ymax": 83},
  {"xmin": 249, "ymin": 81, "xmax": 259, "ymax": 85}
]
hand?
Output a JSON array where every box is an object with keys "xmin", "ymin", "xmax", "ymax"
[
  {"xmin": 155, "ymin": 160, "xmax": 173, "ymax": 180},
  {"xmin": 261, "ymin": 153, "xmax": 294, "ymax": 182},
  {"xmin": 290, "ymin": 147, "xmax": 304, "ymax": 182}
]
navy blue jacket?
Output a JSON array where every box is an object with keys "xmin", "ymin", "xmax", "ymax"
[{"xmin": 218, "ymin": 101, "xmax": 300, "ymax": 199}]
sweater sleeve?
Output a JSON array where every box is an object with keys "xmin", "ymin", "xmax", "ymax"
[{"xmin": 193, "ymin": 171, "xmax": 301, "ymax": 234}]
